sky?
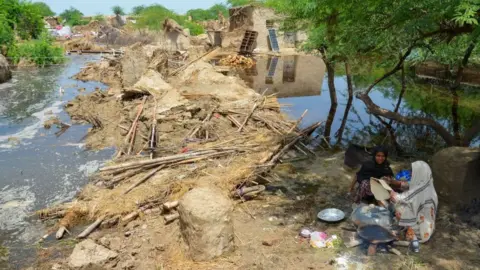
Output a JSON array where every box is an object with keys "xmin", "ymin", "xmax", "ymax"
[{"xmin": 41, "ymin": 0, "xmax": 225, "ymax": 16}]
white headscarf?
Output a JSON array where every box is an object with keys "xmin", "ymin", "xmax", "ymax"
[{"xmin": 396, "ymin": 161, "xmax": 438, "ymax": 230}]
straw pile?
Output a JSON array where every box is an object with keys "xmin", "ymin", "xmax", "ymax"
[
  {"xmin": 219, "ymin": 54, "xmax": 255, "ymax": 68},
  {"xmin": 37, "ymin": 55, "xmax": 322, "ymax": 240}
]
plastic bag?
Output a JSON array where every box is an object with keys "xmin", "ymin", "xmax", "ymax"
[{"xmin": 351, "ymin": 204, "xmax": 393, "ymax": 229}]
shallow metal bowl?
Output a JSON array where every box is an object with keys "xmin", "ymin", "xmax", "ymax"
[{"xmin": 317, "ymin": 208, "xmax": 346, "ymax": 222}]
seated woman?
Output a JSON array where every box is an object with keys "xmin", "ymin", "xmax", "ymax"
[
  {"xmin": 349, "ymin": 146, "xmax": 394, "ymax": 204},
  {"xmin": 390, "ymin": 161, "xmax": 438, "ymax": 249}
]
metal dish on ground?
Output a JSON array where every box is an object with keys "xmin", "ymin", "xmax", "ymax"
[{"xmin": 317, "ymin": 208, "xmax": 346, "ymax": 222}]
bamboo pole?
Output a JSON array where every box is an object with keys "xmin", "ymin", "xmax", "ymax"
[
  {"xmin": 288, "ymin": 109, "xmax": 308, "ymax": 133},
  {"xmin": 78, "ymin": 216, "xmax": 105, "ymax": 239},
  {"xmin": 101, "ymin": 150, "xmax": 218, "ymax": 172},
  {"xmin": 123, "ymin": 165, "xmax": 166, "ymax": 194}
]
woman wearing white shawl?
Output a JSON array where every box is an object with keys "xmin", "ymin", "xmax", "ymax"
[{"xmin": 391, "ymin": 161, "xmax": 438, "ymax": 243}]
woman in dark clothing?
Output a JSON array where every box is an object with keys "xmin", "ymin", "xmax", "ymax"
[{"xmin": 349, "ymin": 146, "xmax": 394, "ymax": 204}]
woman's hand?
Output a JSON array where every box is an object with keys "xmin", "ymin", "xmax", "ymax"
[{"xmin": 390, "ymin": 191, "xmax": 397, "ymax": 203}]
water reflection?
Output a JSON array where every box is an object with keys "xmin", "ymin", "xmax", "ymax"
[
  {"xmin": 239, "ymin": 56, "xmax": 480, "ymax": 153},
  {"xmin": 238, "ymin": 55, "xmax": 325, "ymax": 98}
]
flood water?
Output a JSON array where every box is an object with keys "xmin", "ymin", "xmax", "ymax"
[
  {"xmin": 0, "ymin": 56, "xmax": 113, "ymax": 268},
  {"xmin": 238, "ymin": 55, "xmax": 480, "ymax": 154}
]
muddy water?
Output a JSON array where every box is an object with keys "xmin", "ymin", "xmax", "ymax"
[
  {"xmin": 238, "ymin": 55, "xmax": 480, "ymax": 153},
  {"xmin": 0, "ymin": 56, "xmax": 113, "ymax": 268}
]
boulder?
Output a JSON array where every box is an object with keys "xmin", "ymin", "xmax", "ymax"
[
  {"xmin": 178, "ymin": 187, "xmax": 234, "ymax": 261},
  {"xmin": 432, "ymin": 147, "xmax": 480, "ymax": 205},
  {"xmin": 68, "ymin": 239, "xmax": 118, "ymax": 268},
  {"xmin": 0, "ymin": 54, "xmax": 12, "ymax": 84},
  {"xmin": 132, "ymin": 70, "xmax": 173, "ymax": 97}
]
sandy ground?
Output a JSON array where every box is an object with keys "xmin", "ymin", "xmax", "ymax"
[{"xmin": 30, "ymin": 151, "xmax": 480, "ymax": 270}]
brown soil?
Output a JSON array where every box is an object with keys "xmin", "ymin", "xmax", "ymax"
[{"xmin": 63, "ymin": 37, "xmax": 106, "ymax": 52}]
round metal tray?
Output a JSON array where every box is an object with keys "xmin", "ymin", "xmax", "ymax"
[{"xmin": 317, "ymin": 208, "xmax": 345, "ymax": 222}]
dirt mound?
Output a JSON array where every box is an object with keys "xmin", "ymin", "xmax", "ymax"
[
  {"xmin": 72, "ymin": 20, "xmax": 103, "ymax": 34},
  {"xmin": 63, "ymin": 37, "xmax": 106, "ymax": 51},
  {"xmin": 75, "ymin": 42, "xmax": 169, "ymax": 90}
]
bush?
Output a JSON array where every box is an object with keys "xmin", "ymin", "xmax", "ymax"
[
  {"xmin": 135, "ymin": 4, "xmax": 205, "ymax": 36},
  {"xmin": 93, "ymin": 14, "xmax": 106, "ymax": 22},
  {"xmin": 32, "ymin": 2, "xmax": 55, "ymax": 17},
  {"xmin": 0, "ymin": 16, "xmax": 14, "ymax": 48},
  {"xmin": 7, "ymin": 32, "xmax": 65, "ymax": 67},
  {"xmin": 60, "ymin": 7, "xmax": 87, "ymax": 26},
  {"xmin": 183, "ymin": 21, "xmax": 205, "ymax": 36}
]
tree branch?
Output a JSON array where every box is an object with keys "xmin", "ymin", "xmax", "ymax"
[
  {"xmin": 365, "ymin": 44, "xmax": 415, "ymax": 94},
  {"xmin": 463, "ymin": 120, "xmax": 480, "ymax": 145},
  {"xmin": 357, "ymin": 93, "xmax": 457, "ymax": 146}
]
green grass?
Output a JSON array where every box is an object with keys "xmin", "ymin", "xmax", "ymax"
[{"xmin": 7, "ymin": 32, "xmax": 65, "ymax": 67}]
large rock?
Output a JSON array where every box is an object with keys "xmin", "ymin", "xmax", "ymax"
[
  {"xmin": 68, "ymin": 239, "xmax": 118, "ymax": 268},
  {"xmin": 178, "ymin": 187, "xmax": 234, "ymax": 261},
  {"xmin": 0, "ymin": 54, "xmax": 12, "ymax": 84},
  {"xmin": 132, "ymin": 70, "xmax": 173, "ymax": 97},
  {"xmin": 432, "ymin": 147, "xmax": 480, "ymax": 205}
]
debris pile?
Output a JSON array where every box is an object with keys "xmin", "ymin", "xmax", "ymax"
[
  {"xmin": 37, "ymin": 43, "xmax": 322, "ymax": 249},
  {"xmin": 63, "ymin": 36, "xmax": 106, "ymax": 52},
  {"xmin": 75, "ymin": 42, "xmax": 169, "ymax": 90},
  {"xmin": 219, "ymin": 54, "xmax": 255, "ymax": 68},
  {"xmin": 72, "ymin": 20, "xmax": 103, "ymax": 34}
]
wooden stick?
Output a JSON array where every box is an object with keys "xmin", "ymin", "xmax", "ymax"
[
  {"xmin": 123, "ymin": 165, "xmax": 166, "ymax": 194},
  {"xmin": 77, "ymin": 216, "xmax": 105, "ymax": 239},
  {"xmin": 238, "ymin": 89, "xmax": 268, "ymax": 133},
  {"xmin": 238, "ymin": 102, "xmax": 258, "ymax": 132},
  {"xmin": 127, "ymin": 97, "xmax": 147, "ymax": 155},
  {"xmin": 294, "ymin": 144, "xmax": 308, "ymax": 156},
  {"xmin": 117, "ymin": 96, "xmax": 147, "ymax": 158},
  {"xmin": 163, "ymin": 201, "xmax": 179, "ymax": 211},
  {"xmin": 288, "ymin": 109, "xmax": 308, "ymax": 133},
  {"xmin": 150, "ymin": 96, "xmax": 157, "ymax": 159},
  {"xmin": 170, "ymin": 47, "xmax": 220, "ymax": 76},
  {"xmin": 190, "ymin": 108, "xmax": 215, "ymax": 138},
  {"xmin": 164, "ymin": 212, "xmax": 180, "ymax": 223},
  {"xmin": 56, "ymin": 226, "xmax": 67, "ymax": 240},
  {"xmin": 101, "ymin": 150, "xmax": 218, "ymax": 172}
]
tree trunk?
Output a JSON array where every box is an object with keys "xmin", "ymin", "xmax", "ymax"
[
  {"xmin": 323, "ymin": 60, "xmax": 338, "ymax": 144},
  {"xmin": 336, "ymin": 61, "xmax": 354, "ymax": 145},
  {"xmin": 388, "ymin": 65, "xmax": 406, "ymax": 126}
]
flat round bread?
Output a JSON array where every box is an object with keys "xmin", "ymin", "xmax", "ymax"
[{"xmin": 370, "ymin": 179, "xmax": 390, "ymax": 200}]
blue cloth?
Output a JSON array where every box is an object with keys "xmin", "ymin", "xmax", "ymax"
[{"xmin": 395, "ymin": 170, "xmax": 412, "ymax": 182}]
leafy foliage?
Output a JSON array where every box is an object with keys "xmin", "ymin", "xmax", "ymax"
[
  {"xmin": 0, "ymin": 0, "xmax": 64, "ymax": 66},
  {"xmin": 93, "ymin": 13, "xmax": 105, "ymax": 22},
  {"xmin": 59, "ymin": 7, "xmax": 88, "ymax": 26},
  {"xmin": 112, "ymin": 5, "xmax": 125, "ymax": 16},
  {"xmin": 7, "ymin": 32, "xmax": 64, "ymax": 66},
  {"xmin": 0, "ymin": 0, "xmax": 45, "ymax": 40},
  {"xmin": 135, "ymin": 4, "xmax": 205, "ymax": 35},
  {"xmin": 186, "ymin": 4, "xmax": 228, "ymax": 22},
  {"xmin": 131, "ymin": 5, "xmax": 146, "ymax": 15},
  {"xmin": 227, "ymin": 0, "xmax": 259, "ymax": 7},
  {"xmin": 32, "ymin": 2, "xmax": 55, "ymax": 17}
]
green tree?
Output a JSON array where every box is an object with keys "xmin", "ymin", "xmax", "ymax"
[
  {"xmin": 59, "ymin": 7, "xmax": 86, "ymax": 26},
  {"xmin": 227, "ymin": 0, "xmax": 257, "ymax": 7},
  {"xmin": 187, "ymin": 4, "xmax": 228, "ymax": 21},
  {"xmin": 32, "ymin": 2, "xmax": 55, "ymax": 17},
  {"xmin": 134, "ymin": 4, "xmax": 205, "ymax": 35},
  {"xmin": 131, "ymin": 5, "xmax": 146, "ymax": 15},
  {"xmin": 112, "ymin": 5, "xmax": 125, "ymax": 16},
  {"xmin": 268, "ymin": 0, "xmax": 480, "ymax": 146}
]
